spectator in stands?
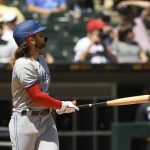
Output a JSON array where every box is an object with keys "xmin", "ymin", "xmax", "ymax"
[
  {"xmin": 1, "ymin": 11, "xmax": 54, "ymax": 64},
  {"xmin": 26, "ymin": 0, "xmax": 68, "ymax": 18},
  {"xmin": 99, "ymin": 0, "xmax": 113, "ymax": 9},
  {"xmin": 136, "ymin": 103, "xmax": 150, "ymax": 122},
  {"xmin": 74, "ymin": 19, "xmax": 116, "ymax": 64},
  {"xmin": 135, "ymin": 103, "xmax": 150, "ymax": 150},
  {"xmin": 45, "ymin": 51, "xmax": 55, "ymax": 64},
  {"xmin": 68, "ymin": 0, "xmax": 95, "ymax": 22},
  {"xmin": 2, "ymin": 13, "xmax": 17, "ymax": 41},
  {"xmin": 0, "ymin": 0, "xmax": 25, "ymax": 24},
  {"xmin": 111, "ymin": 26, "xmax": 148, "ymax": 63},
  {"xmin": 95, "ymin": 11, "xmax": 116, "ymax": 50},
  {"xmin": 117, "ymin": 1, "xmax": 150, "ymax": 53},
  {"xmin": 77, "ymin": 0, "xmax": 94, "ymax": 11},
  {"xmin": 101, "ymin": 25, "xmax": 118, "ymax": 63},
  {"xmin": 98, "ymin": 11, "xmax": 111, "ymax": 25},
  {"xmin": 67, "ymin": 0, "xmax": 82, "ymax": 21},
  {"xmin": 117, "ymin": 5, "xmax": 135, "ymax": 29},
  {"xmin": 1, "ymin": 12, "xmax": 18, "ymax": 52},
  {"xmin": 0, "ymin": 23, "xmax": 16, "ymax": 63}
]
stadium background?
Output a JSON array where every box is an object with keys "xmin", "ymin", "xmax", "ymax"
[{"xmin": 1, "ymin": 0, "xmax": 150, "ymax": 150}]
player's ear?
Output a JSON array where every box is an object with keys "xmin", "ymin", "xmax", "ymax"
[{"xmin": 26, "ymin": 35, "xmax": 35, "ymax": 45}]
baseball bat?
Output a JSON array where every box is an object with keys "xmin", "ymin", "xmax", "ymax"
[{"xmin": 78, "ymin": 95, "xmax": 150, "ymax": 109}]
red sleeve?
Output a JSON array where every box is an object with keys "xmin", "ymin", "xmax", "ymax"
[{"xmin": 25, "ymin": 82, "xmax": 62, "ymax": 109}]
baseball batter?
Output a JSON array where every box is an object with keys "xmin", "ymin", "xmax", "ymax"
[{"xmin": 8, "ymin": 19, "xmax": 79, "ymax": 150}]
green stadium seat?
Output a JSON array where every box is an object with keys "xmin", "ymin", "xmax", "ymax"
[{"xmin": 52, "ymin": 39, "xmax": 75, "ymax": 63}]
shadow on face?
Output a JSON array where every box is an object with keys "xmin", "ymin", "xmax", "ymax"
[{"xmin": 33, "ymin": 32, "xmax": 47, "ymax": 49}]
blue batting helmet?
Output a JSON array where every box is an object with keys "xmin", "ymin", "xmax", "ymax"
[{"xmin": 13, "ymin": 19, "xmax": 47, "ymax": 46}]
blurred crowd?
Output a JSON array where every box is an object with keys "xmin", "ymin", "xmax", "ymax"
[{"xmin": 0, "ymin": 0, "xmax": 150, "ymax": 64}]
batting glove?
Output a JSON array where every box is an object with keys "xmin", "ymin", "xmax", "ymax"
[{"xmin": 56, "ymin": 101, "xmax": 79, "ymax": 115}]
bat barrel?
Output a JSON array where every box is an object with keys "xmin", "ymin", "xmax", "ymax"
[{"xmin": 77, "ymin": 95, "xmax": 150, "ymax": 109}]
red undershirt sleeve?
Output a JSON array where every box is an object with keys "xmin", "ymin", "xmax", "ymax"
[{"xmin": 25, "ymin": 82, "xmax": 62, "ymax": 109}]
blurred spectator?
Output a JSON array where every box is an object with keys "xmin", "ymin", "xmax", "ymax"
[
  {"xmin": 102, "ymin": 26, "xmax": 114, "ymax": 47},
  {"xmin": 0, "ymin": 0, "xmax": 25, "ymax": 24},
  {"xmin": 2, "ymin": 13, "xmax": 17, "ymax": 41},
  {"xmin": 117, "ymin": 1, "xmax": 150, "ymax": 53},
  {"xmin": 74, "ymin": 19, "xmax": 116, "ymax": 64},
  {"xmin": 117, "ymin": 5, "xmax": 135, "ymax": 29},
  {"xmin": 99, "ymin": 0, "xmax": 114, "ymax": 9},
  {"xmin": 67, "ymin": 0, "xmax": 95, "ymax": 21},
  {"xmin": 101, "ymin": 25, "xmax": 118, "ymax": 63},
  {"xmin": 0, "ymin": 23, "xmax": 16, "ymax": 63},
  {"xmin": 45, "ymin": 52, "xmax": 55, "ymax": 64},
  {"xmin": 67, "ymin": 0, "xmax": 82, "ymax": 21},
  {"xmin": 26, "ymin": 0, "xmax": 68, "ymax": 18},
  {"xmin": 95, "ymin": 11, "xmax": 117, "ymax": 51},
  {"xmin": 135, "ymin": 103, "xmax": 150, "ymax": 150},
  {"xmin": 77, "ymin": 0, "xmax": 94, "ymax": 11},
  {"xmin": 98, "ymin": 11, "xmax": 111, "ymax": 25},
  {"xmin": 1, "ymin": 12, "xmax": 18, "ymax": 51},
  {"xmin": 111, "ymin": 26, "xmax": 148, "ymax": 63},
  {"xmin": 136, "ymin": 103, "xmax": 150, "ymax": 122},
  {"xmin": 38, "ymin": 50, "xmax": 55, "ymax": 64}
]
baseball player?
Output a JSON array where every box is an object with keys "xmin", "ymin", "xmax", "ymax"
[{"xmin": 8, "ymin": 19, "xmax": 79, "ymax": 150}]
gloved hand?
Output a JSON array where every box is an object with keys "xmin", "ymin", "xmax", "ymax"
[{"xmin": 56, "ymin": 100, "xmax": 79, "ymax": 115}]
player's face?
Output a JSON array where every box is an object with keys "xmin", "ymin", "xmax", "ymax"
[{"xmin": 33, "ymin": 32, "xmax": 47, "ymax": 50}]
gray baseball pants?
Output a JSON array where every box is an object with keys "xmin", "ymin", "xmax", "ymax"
[{"xmin": 9, "ymin": 111, "xmax": 59, "ymax": 150}]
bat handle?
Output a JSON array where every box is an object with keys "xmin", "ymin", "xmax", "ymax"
[
  {"xmin": 78, "ymin": 104, "xmax": 93, "ymax": 109},
  {"xmin": 78, "ymin": 102, "xmax": 107, "ymax": 109}
]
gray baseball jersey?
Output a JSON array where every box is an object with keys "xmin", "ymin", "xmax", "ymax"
[
  {"xmin": 11, "ymin": 55, "xmax": 50, "ymax": 110},
  {"xmin": 9, "ymin": 55, "xmax": 59, "ymax": 150}
]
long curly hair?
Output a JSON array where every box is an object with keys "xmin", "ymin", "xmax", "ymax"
[{"xmin": 9, "ymin": 42, "xmax": 30, "ymax": 68}]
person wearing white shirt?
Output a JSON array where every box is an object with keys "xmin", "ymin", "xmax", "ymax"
[
  {"xmin": 74, "ymin": 19, "xmax": 109, "ymax": 64},
  {"xmin": 0, "ymin": 24, "xmax": 16, "ymax": 63}
]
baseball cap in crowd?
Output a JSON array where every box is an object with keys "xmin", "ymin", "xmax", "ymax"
[
  {"xmin": 2, "ymin": 12, "xmax": 17, "ymax": 22},
  {"xmin": 86, "ymin": 19, "xmax": 106, "ymax": 32}
]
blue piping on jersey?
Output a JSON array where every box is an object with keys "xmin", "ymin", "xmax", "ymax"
[
  {"xmin": 24, "ymin": 80, "xmax": 39, "ymax": 88},
  {"xmin": 14, "ymin": 115, "xmax": 19, "ymax": 150}
]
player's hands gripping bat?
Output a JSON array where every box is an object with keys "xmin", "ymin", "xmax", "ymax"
[
  {"xmin": 56, "ymin": 100, "xmax": 79, "ymax": 115},
  {"xmin": 78, "ymin": 95, "xmax": 150, "ymax": 109}
]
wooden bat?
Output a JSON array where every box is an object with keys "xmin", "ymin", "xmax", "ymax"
[{"xmin": 78, "ymin": 95, "xmax": 150, "ymax": 109}]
